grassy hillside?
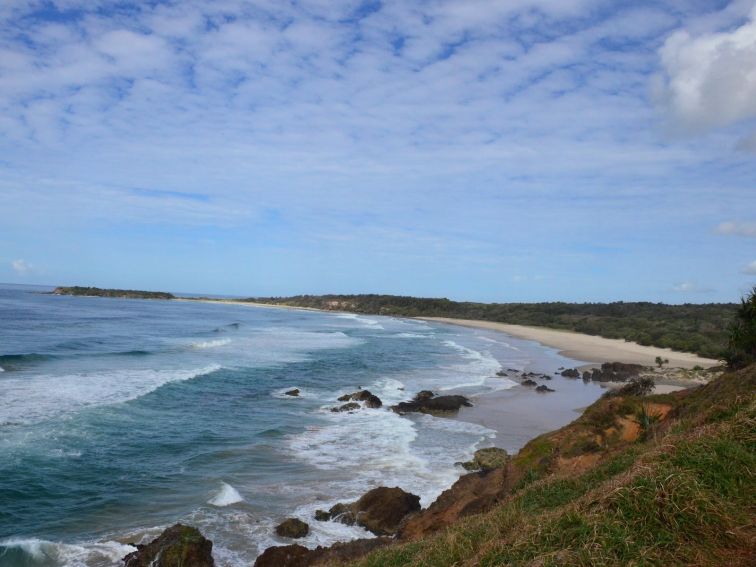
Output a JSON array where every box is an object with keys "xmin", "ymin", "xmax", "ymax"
[
  {"xmin": 250, "ymin": 295, "xmax": 736, "ymax": 359},
  {"xmin": 343, "ymin": 365, "xmax": 756, "ymax": 566}
]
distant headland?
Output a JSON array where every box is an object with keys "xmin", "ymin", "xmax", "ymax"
[{"xmin": 52, "ymin": 286, "xmax": 175, "ymax": 300}]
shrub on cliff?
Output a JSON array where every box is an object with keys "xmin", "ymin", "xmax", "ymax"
[{"xmin": 724, "ymin": 286, "xmax": 756, "ymax": 369}]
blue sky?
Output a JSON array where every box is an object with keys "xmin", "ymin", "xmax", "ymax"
[{"xmin": 1, "ymin": 0, "xmax": 755, "ymax": 302}]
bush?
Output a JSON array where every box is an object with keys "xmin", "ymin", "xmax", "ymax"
[{"xmin": 724, "ymin": 286, "xmax": 756, "ymax": 369}]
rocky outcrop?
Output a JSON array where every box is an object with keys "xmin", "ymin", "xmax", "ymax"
[
  {"xmin": 392, "ymin": 392, "xmax": 472, "ymax": 415},
  {"xmin": 535, "ymin": 385, "xmax": 555, "ymax": 393},
  {"xmin": 285, "ymin": 389, "xmax": 300, "ymax": 397},
  {"xmin": 123, "ymin": 524, "xmax": 213, "ymax": 567},
  {"xmin": 336, "ymin": 390, "xmax": 383, "ymax": 408},
  {"xmin": 275, "ymin": 518, "xmax": 309, "ymax": 538},
  {"xmin": 586, "ymin": 362, "xmax": 644, "ymax": 382},
  {"xmin": 331, "ymin": 402, "xmax": 360, "ymax": 412},
  {"xmin": 459, "ymin": 447, "xmax": 509, "ymax": 471},
  {"xmin": 314, "ymin": 486, "xmax": 421, "ymax": 536},
  {"xmin": 399, "ymin": 466, "xmax": 514, "ymax": 540},
  {"xmin": 560, "ymin": 368, "xmax": 580, "ymax": 378},
  {"xmin": 254, "ymin": 538, "xmax": 391, "ymax": 567},
  {"xmin": 522, "ymin": 379, "xmax": 537, "ymax": 387}
]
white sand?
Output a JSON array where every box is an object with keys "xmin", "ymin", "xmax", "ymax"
[{"xmin": 421, "ymin": 317, "xmax": 719, "ymax": 369}]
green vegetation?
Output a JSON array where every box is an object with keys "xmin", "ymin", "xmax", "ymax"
[
  {"xmin": 250, "ymin": 294, "xmax": 736, "ymax": 358},
  {"xmin": 724, "ymin": 285, "xmax": 756, "ymax": 369},
  {"xmin": 347, "ymin": 365, "xmax": 756, "ymax": 567},
  {"xmin": 52, "ymin": 286, "xmax": 175, "ymax": 300}
]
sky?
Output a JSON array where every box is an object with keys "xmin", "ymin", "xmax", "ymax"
[{"xmin": 0, "ymin": 0, "xmax": 755, "ymax": 302}]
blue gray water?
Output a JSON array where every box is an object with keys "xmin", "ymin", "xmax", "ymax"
[{"xmin": 0, "ymin": 284, "xmax": 600, "ymax": 566}]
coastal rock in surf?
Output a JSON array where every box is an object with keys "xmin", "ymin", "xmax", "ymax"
[
  {"xmin": 560, "ymin": 368, "xmax": 580, "ymax": 378},
  {"xmin": 352, "ymin": 487, "xmax": 421, "ymax": 535},
  {"xmin": 522, "ymin": 379, "xmax": 537, "ymax": 387},
  {"xmin": 285, "ymin": 389, "xmax": 300, "ymax": 397},
  {"xmin": 275, "ymin": 518, "xmax": 310, "ymax": 539},
  {"xmin": 535, "ymin": 385, "xmax": 555, "ymax": 393},
  {"xmin": 337, "ymin": 390, "xmax": 383, "ymax": 408},
  {"xmin": 331, "ymin": 402, "xmax": 360, "ymax": 413},
  {"xmin": 391, "ymin": 392, "xmax": 472, "ymax": 416},
  {"xmin": 316, "ymin": 487, "xmax": 421, "ymax": 535},
  {"xmin": 459, "ymin": 447, "xmax": 509, "ymax": 471},
  {"xmin": 123, "ymin": 524, "xmax": 214, "ymax": 567}
]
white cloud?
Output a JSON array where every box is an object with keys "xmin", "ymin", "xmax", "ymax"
[
  {"xmin": 743, "ymin": 260, "xmax": 756, "ymax": 275},
  {"xmin": 717, "ymin": 221, "xmax": 756, "ymax": 237},
  {"xmin": 11, "ymin": 259, "xmax": 32, "ymax": 275},
  {"xmin": 672, "ymin": 281, "xmax": 713, "ymax": 293},
  {"xmin": 656, "ymin": 6, "xmax": 756, "ymax": 140}
]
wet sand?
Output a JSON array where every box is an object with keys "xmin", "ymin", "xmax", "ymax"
[{"xmin": 421, "ymin": 317, "xmax": 719, "ymax": 369}]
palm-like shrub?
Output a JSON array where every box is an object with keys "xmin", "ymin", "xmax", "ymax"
[{"xmin": 724, "ymin": 286, "xmax": 756, "ymax": 369}]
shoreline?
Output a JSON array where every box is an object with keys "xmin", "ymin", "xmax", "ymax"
[
  {"xmin": 420, "ymin": 316, "xmax": 719, "ymax": 369},
  {"xmin": 175, "ymin": 299, "xmax": 720, "ymax": 369}
]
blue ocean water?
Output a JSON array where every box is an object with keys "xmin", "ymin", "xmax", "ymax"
[{"xmin": 0, "ymin": 284, "xmax": 600, "ymax": 566}]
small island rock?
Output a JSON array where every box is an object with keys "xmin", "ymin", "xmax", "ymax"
[
  {"xmin": 275, "ymin": 518, "xmax": 310, "ymax": 539},
  {"xmin": 123, "ymin": 524, "xmax": 213, "ymax": 567},
  {"xmin": 284, "ymin": 389, "xmax": 300, "ymax": 397}
]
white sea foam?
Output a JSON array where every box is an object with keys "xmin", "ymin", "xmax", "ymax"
[
  {"xmin": 394, "ymin": 332, "xmax": 432, "ymax": 339},
  {"xmin": 0, "ymin": 364, "xmax": 222, "ymax": 426},
  {"xmin": 335, "ymin": 313, "xmax": 384, "ymax": 329},
  {"xmin": 208, "ymin": 482, "xmax": 244, "ymax": 506},
  {"xmin": 436, "ymin": 340, "xmax": 502, "ymax": 391},
  {"xmin": 192, "ymin": 338, "xmax": 231, "ymax": 349},
  {"xmin": 0, "ymin": 537, "xmax": 136, "ymax": 567},
  {"xmin": 0, "ymin": 365, "xmax": 4, "ymax": 372},
  {"xmin": 478, "ymin": 336, "xmax": 521, "ymax": 351}
]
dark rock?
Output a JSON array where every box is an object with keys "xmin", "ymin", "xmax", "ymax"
[
  {"xmin": 123, "ymin": 524, "xmax": 213, "ymax": 567},
  {"xmin": 459, "ymin": 447, "xmax": 509, "ymax": 471},
  {"xmin": 337, "ymin": 390, "xmax": 383, "ymax": 408},
  {"xmin": 320, "ymin": 487, "xmax": 420, "ymax": 536},
  {"xmin": 285, "ymin": 389, "xmax": 300, "ymax": 397},
  {"xmin": 590, "ymin": 362, "xmax": 645, "ymax": 382},
  {"xmin": 254, "ymin": 544, "xmax": 310, "ymax": 567},
  {"xmin": 351, "ymin": 487, "xmax": 421, "ymax": 535},
  {"xmin": 326, "ymin": 502, "xmax": 354, "ymax": 523},
  {"xmin": 540, "ymin": 374, "xmax": 552, "ymax": 380},
  {"xmin": 331, "ymin": 402, "xmax": 360, "ymax": 413},
  {"xmin": 275, "ymin": 518, "xmax": 309, "ymax": 539},
  {"xmin": 535, "ymin": 385, "xmax": 555, "ymax": 393},
  {"xmin": 414, "ymin": 390, "xmax": 435, "ymax": 401},
  {"xmin": 392, "ymin": 392, "xmax": 471, "ymax": 415},
  {"xmin": 560, "ymin": 368, "xmax": 580, "ymax": 378},
  {"xmin": 582, "ymin": 371, "xmax": 592, "ymax": 382},
  {"xmin": 314, "ymin": 509, "xmax": 330, "ymax": 521},
  {"xmin": 522, "ymin": 379, "xmax": 537, "ymax": 387},
  {"xmin": 495, "ymin": 370, "xmax": 507, "ymax": 377},
  {"xmin": 253, "ymin": 538, "xmax": 391, "ymax": 567}
]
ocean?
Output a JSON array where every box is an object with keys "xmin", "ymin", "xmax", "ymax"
[{"xmin": 0, "ymin": 284, "xmax": 598, "ymax": 566}]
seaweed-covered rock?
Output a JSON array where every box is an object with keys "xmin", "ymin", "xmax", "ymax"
[
  {"xmin": 123, "ymin": 524, "xmax": 213, "ymax": 567},
  {"xmin": 275, "ymin": 518, "xmax": 310, "ymax": 539},
  {"xmin": 459, "ymin": 447, "xmax": 509, "ymax": 471}
]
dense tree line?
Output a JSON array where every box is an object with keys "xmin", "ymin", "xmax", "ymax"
[
  {"xmin": 250, "ymin": 294, "xmax": 737, "ymax": 359},
  {"xmin": 53, "ymin": 286, "xmax": 175, "ymax": 300}
]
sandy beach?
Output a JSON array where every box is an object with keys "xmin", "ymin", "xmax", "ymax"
[{"xmin": 421, "ymin": 317, "xmax": 720, "ymax": 369}]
